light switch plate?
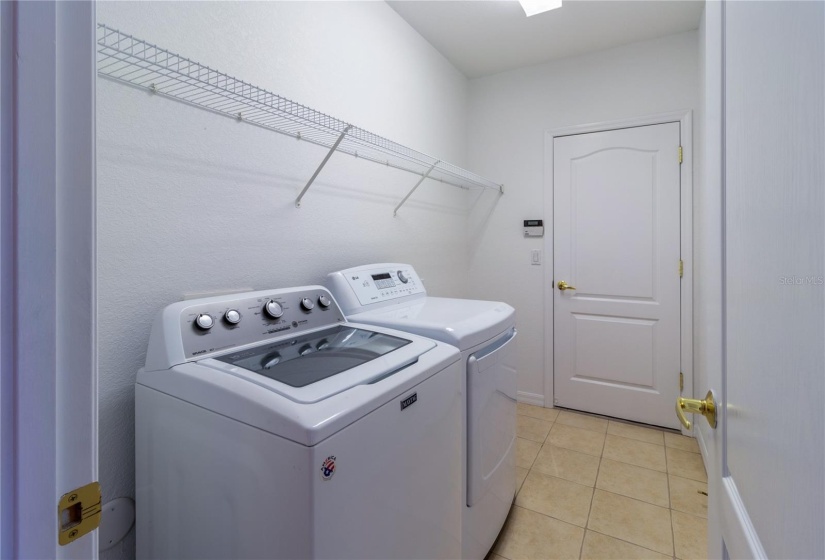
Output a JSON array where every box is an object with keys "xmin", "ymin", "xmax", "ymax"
[{"xmin": 531, "ymin": 250, "xmax": 542, "ymax": 265}]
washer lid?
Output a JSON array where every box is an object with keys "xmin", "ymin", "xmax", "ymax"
[
  {"xmin": 348, "ymin": 296, "xmax": 515, "ymax": 351},
  {"xmin": 204, "ymin": 324, "xmax": 431, "ymax": 404},
  {"xmin": 215, "ymin": 324, "xmax": 409, "ymax": 385}
]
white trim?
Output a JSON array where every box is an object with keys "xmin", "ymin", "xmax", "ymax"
[
  {"xmin": 13, "ymin": 2, "xmax": 97, "ymax": 556},
  {"xmin": 720, "ymin": 477, "xmax": 768, "ymax": 559},
  {"xmin": 0, "ymin": 2, "xmax": 14, "ymax": 557},
  {"xmin": 542, "ymin": 110, "xmax": 695, "ymax": 427},
  {"xmin": 516, "ymin": 391, "xmax": 545, "ymax": 407}
]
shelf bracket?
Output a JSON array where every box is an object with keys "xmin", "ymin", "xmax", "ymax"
[
  {"xmin": 393, "ymin": 162, "xmax": 439, "ymax": 216},
  {"xmin": 295, "ymin": 125, "xmax": 351, "ymax": 207}
]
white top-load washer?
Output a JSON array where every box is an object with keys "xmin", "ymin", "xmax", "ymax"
[
  {"xmin": 327, "ymin": 264, "xmax": 517, "ymax": 560},
  {"xmin": 136, "ymin": 286, "xmax": 462, "ymax": 559}
]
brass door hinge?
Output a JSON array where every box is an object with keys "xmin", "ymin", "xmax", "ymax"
[
  {"xmin": 58, "ymin": 482, "xmax": 101, "ymax": 546},
  {"xmin": 678, "ymin": 146, "xmax": 683, "ymax": 164},
  {"xmin": 678, "ymin": 260, "xmax": 684, "ymax": 278},
  {"xmin": 680, "ymin": 372, "xmax": 684, "ymax": 392}
]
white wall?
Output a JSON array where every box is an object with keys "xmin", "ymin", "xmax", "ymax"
[
  {"xmin": 96, "ymin": 2, "xmax": 470, "ymax": 557},
  {"xmin": 466, "ymin": 31, "xmax": 699, "ymax": 403}
]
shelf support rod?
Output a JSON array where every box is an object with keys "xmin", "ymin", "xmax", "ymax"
[
  {"xmin": 295, "ymin": 125, "xmax": 351, "ymax": 207},
  {"xmin": 393, "ymin": 161, "xmax": 439, "ymax": 216}
]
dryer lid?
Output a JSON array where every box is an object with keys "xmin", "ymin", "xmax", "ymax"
[{"xmin": 348, "ymin": 296, "xmax": 515, "ymax": 351}]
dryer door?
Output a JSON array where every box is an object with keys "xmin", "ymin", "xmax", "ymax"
[{"xmin": 466, "ymin": 328, "xmax": 517, "ymax": 508}]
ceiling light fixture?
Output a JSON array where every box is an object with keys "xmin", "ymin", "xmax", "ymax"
[{"xmin": 518, "ymin": 0, "xmax": 562, "ymax": 17}]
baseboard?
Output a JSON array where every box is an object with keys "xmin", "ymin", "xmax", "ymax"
[
  {"xmin": 696, "ymin": 425, "xmax": 710, "ymax": 472},
  {"xmin": 517, "ymin": 391, "xmax": 545, "ymax": 407}
]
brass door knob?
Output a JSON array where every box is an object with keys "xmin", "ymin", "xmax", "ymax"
[
  {"xmin": 557, "ymin": 280, "xmax": 577, "ymax": 291},
  {"xmin": 675, "ymin": 390, "xmax": 717, "ymax": 430}
]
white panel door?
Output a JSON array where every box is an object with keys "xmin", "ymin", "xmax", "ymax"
[
  {"xmin": 554, "ymin": 123, "xmax": 681, "ymax": 429},
  {"xmin": 699, "ymin": 2, "xmax": 824, "ymax": 559}
]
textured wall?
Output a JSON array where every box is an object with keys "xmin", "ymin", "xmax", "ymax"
[
  {"xmin": 465, "ymin": 31, "xmax": 699, "ymax": 403},
  {"xmin": 96, "ymin": 2, "xmax": 470, "ymax": 557}
]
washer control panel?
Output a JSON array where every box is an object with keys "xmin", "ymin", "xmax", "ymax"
[
  {"xmin": 331, "ymin": 264, "xmax": 426, "ymax": 307},
  {"xmin": 175, "ymin": 287, "xmax": 346, "ymax": 362}
]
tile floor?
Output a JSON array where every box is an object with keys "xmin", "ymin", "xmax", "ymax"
[{"xmin": 490, "ymin": 404, "xmax": 708, "ymax": 560}]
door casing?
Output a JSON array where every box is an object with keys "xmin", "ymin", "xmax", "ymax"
[{"xmin": 542, "ymin": 110, "xmax": 694, "ymax": 434}]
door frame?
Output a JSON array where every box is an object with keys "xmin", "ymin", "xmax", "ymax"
[
  {"xmin": 542, "ymin": 110, "xmax": 694, "ymax": 433},
  {"xmin": 0, "ymin": 1, "xmax": 98, "ymax": 557}
]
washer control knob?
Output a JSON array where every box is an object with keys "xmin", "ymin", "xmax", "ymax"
[
  {"xmin": 397, "ymin": 271, "xmax": 409, "ymax": 283},
  {"xmin": 195, "ymin": 313, "xmax": 214, "ymax": 330},
  {"xmin": 301, "ymin": 297, "xmax": 315, "ymax": 311},
  {"xmin": 264, "ymin": 299, "xmax": 284, "ymax": 319},
  {"xmin": 318, "ymin": 294, "xmax": 332, "ymax": 308},
  {"xmin": 224, "ymin": 309, "xmax": 241, "ymax": 325}
]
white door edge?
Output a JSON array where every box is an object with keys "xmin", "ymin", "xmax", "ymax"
[{"xmin": 543, "ymin": 110, "xmax": 694, "ymax": 427}]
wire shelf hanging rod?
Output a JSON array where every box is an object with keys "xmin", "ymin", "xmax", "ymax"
[
  {"xmin": 295, "ymin": 126, "xmax": 352, "ymax": 208},
  {"xmin": 394, "ymin": 162, "xmax": 440, "ymax": 216}
]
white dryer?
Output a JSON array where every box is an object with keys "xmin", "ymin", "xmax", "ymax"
[
  {"xmin": 136, "ymin": 286, "xmax": 462, "ymax": 559},
  {"xmin": 327, "ymin": 264, "xmax": 517, "ymax": 560}
]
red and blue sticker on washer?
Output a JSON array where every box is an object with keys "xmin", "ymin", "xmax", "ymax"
[{"xmin": 321, "ymin": 456, "xmax": 336, "ymax": 480}]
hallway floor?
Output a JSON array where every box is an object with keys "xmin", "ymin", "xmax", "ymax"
[{"xmin": 492, "ymin": 405, "xmax": 708, "ymax": 560}]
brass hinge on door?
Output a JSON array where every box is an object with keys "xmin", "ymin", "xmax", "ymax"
[
  {"xmin": 58, "ymin": 482, "xmax": 101, "ymax": 546},
  {"xmin": 678, "ymin": 260, "xmax": 684, "ymax": 278},
  {"xmin": 680, "ymin": 372, "xmax": 684, "ymax": 392},
  {"xmin": 678, "ymin": 146, "xmax": 683, "ymax": 164}
]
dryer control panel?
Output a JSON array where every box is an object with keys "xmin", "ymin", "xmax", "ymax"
[{"xmin": 328, "ymin": 264, "xmax": 426, "ymax": 313}]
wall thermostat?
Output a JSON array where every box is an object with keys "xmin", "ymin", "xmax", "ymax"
[{"xmin": 524, "ymin": 219, "xmax": 544, "ymax": 237}]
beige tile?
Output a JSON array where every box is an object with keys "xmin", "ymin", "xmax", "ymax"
[
  {"xmin": 516, "ymin": 467, "xmax": 529, "ymax": 494},
  {"xmin": 517, "ymin": 402, "xmax": 560, "ymax": 422},
  {"xmin": 493, "ymin": 505, "xmax": 584, "ymax": 560},
  {"xmin": 515, "ymin": 471, "xmax": 594, "ymax": 527},
  {"xmin": 672, "ymin": 510, "xmax": 708, "ymax": 560},
  {"xmin": 666, "ymin": 447, "xmax": 708, "ymax": 482},
  {"xmin": 665, "ymin": 432, "xmax": 701, "ymax": 453},
  {"xmin": 517, "ymin": 415, "xmax": 553, "ymax": 443},
  {"xmin": 581, "ymin": 531, "xmax": 672, "ymax": 560},
  {"xmin": 669, "ymin": 475, "xmax": 709, "ymax": 518},
  {"xmin": 487, "ymin": 555, "xmax": 508, "ymax": 560},
  {"xmin": 595, "ymin": 458, "xmax": 669, "ymax": 507},
  {"xmin": 603, "ymin": 434, "xmax": 667, "ymax": 472},
  {"xmin": 516, "ymin": 437, "xmax": 541, "ymax": 469},
  {"xmin": 547, "ymin": 423, "xmax": 606, "ymax": 457},
  {"xmin": 607, "ymin": 421, "xmax": 665, "ymax": 445},
  {"xmin": 556, "ymin": 410, "xmax": 609, "ymax": 433},
  {"xmin": 532, "ymin": 444, "xmax": 601, "ymax": 487},
  {"xmin": 588, "ymin": 490, "xmax": 673, "ymax": 556}
]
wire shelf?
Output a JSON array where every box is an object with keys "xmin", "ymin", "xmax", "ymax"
[{"xmin": 96, "ymin": 24, "xmax": 504, "ymax": 209}]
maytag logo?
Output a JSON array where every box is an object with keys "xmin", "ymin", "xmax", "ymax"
[{"xmin": 400, "ymin": 393, "xmax": 417, "ymax": 411}]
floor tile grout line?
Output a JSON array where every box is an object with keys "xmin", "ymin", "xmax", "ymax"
[
  {"xmin": 607, "ymin": 431, "xmax": 667, "ymax": 448},
  {"xmin": 599, "ymin": 454, "xmax": 670, "ymax": 478},
  {"xmin": 585, "ymin": 527, "xmax": 681, "ymax": 559},
  {"xmin": 666, "ymin": 442, "xmax": 677, "ymax": 558},
  {"xmin": 579, "ymin": 453, "xmax": 604, "ymax": 559}
]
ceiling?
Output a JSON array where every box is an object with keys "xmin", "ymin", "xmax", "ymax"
[{"xmin": 388, "ymin": 1, "xmax": 704, "ymax": 79}]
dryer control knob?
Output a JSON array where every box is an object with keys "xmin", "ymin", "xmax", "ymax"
[
  {"xmin": 263, "ymin": 300, "xmax": 284, "ymax": 319},
  {"xmin": 301, "ymin": 297, "xmax": 315, "ymax": 311},
  {"xmin": 224, "ymin": 309, "xmax": 241, "ymax": 325},
  {"xmin": 397, "ymin": 271, "xmax": 409, "ymax": 283},
  {"xmin": 318, "ymin": 294, "xmax": 331, "ymax": 308},
  {"xmin": 195, "ymin": 313, "xmax": 214, "ymax": 330}
]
